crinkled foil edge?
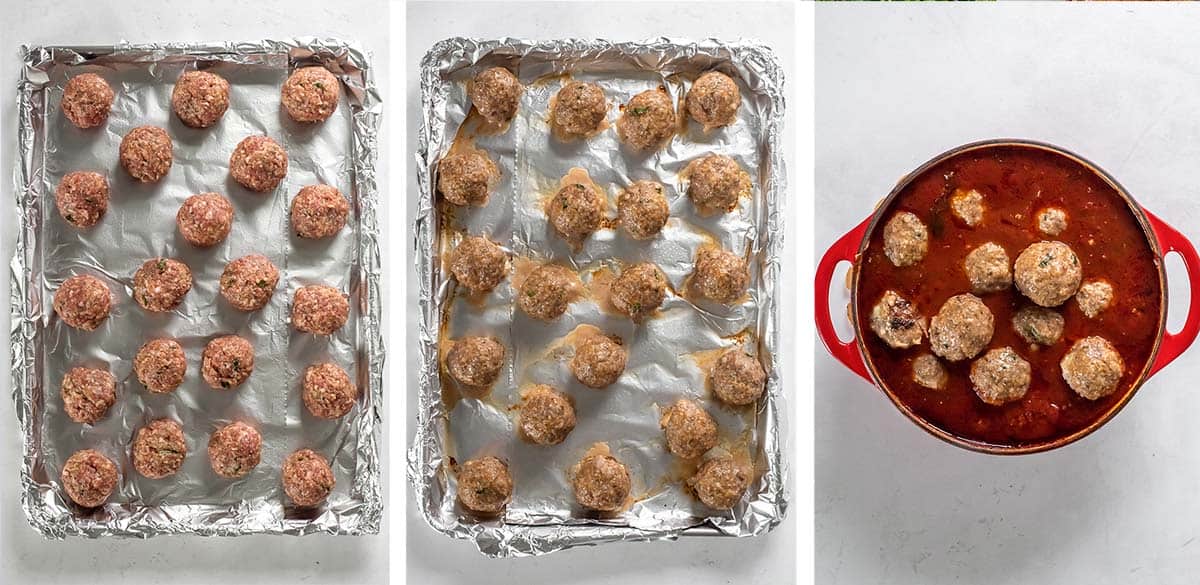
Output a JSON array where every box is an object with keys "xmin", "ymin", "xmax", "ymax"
[{"xmin": 409, "ymin": 37, "xmax": 788, "ymax": 558}]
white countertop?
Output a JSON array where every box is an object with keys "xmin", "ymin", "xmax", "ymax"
[{"xmin": 817, "ymin": 4, "xmax": 1200, "ymax": 585}]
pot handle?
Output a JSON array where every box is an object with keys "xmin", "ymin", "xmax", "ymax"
[
  {"xmin": 1147, "ymin": 210, "xmax": 1200, "ymax": 377},
  {"xmin": 815, "ymin": 217, "xmax": 873, "ymax": 382}
]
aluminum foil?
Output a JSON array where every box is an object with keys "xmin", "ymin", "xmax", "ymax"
[
  {"xmin": 11, "ymin": 39, "xmax": 383, "ymax": 538},
  {"xmin": 410, "ymin": 37, "xmax": 787, "ymax": 557}
]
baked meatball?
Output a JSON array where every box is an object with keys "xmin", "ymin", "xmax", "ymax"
[
  {"xmin": 686, "ymin": 71, "xmax": 740, "ymax": 129},
  {"xmin": 882, "ymin": 211, "xmax": 928, "ymax": 267},
  {"xmin": 457, "ymin": 456, "xmax": 513, "ymax": 514},
  {"xmin": 1062, "ymin": 336, "xmax": 1125, "ymax": 400},
  {"xmin": 291, "ymin": 185, "xmax": 350, "ymax": 239},
  {"xmin": 1013, "ymin": 306, "xmax": 1064, "ymax": 346},
  {"xmin": 548, "ymin": 182, "xmax": 604, "ymax": 246},
  {"xmin": 519, "ymin": 384, "xmax": 576, "ymax": 445},
  {"xmin": 660, "ymin": 399, "xmax": 719, "ymax": 459},
  {"xmin": 692, "ymin": 247, "xmax": 750, "ymax": 304},
  {"xmin": 55, "ymin": 171, "xmax": 109, "ymax": 228},
  {"xmin": 61, "ymin": 73, "xmax": 114, "ymax": 129},
  {"xmin": 172, "ymin": 70, "xmax": 230, "ymax": 128},
  {"xmin": 131, "ymin": 419, "xmax": 186, "ymax": 479},
  {"xmin": 711, "ymin": 349, "xmax": 766, "ymax": 406},
  {"xmin": 970, "ymin": 347, "xmax": 1031, "ymax": 405},
  {"xmin": 518, "ymin": 263, "xmax": 579, "ymax": 321},
  {"xmin": 446, "ymin": 336, "xmax": 505, "ymax": 390},
  {"xmin": 610, "ymin": 262, "xmax": 668, "ymax": 322},
  {"xmin": 208, "ymin": 421, "xmax": 261, "ymax": 479},
  {"xmin": 951, "ymin": 188, "xmax": 984, "ymax": 227},
  {"xmin": 570, "ymin": 333, "xmax": 627, "ymax": 388},
  {"xmin": 686, "ymin": 154, "xmax": 751, "ymax": 214},
  {"xmin": 1014, "ymin": 241, "xmax": 1082, "ymax": 307},
  {"xmin": 201, "ymin": 335, "xmax": 254, "ymax": 390},
  {"xmin": 177, "ymin": 192, "xmax": 234, "ymax": 247},
  {"xmin": 551, "ymin": 81, "xmax": 607, "ymax": 138},
  {"xmin": 229, "ymin": 135, "xmax": 288, "ymax": 193},
  {"xmin": 470, "ymin": 67, "xmax": 522, "ymax": 125},
  {"xmin": 132, "ymin": 258, "xmax": 193, "ymax": 313},
  {"xmin": 1037, "ymin": 207, "xmax": 1068, "ymax": 236},
  {"xmin": 617, "ymin": 180, "xmax": 669, "ymax": 240},
  {"xmin": 302, "ymin": 363, "xmax": 357, "ymax": 419},
  {"xmin": 61, "ymin": 449, "xmax": 117, "ymax": 507},
  {"xmin": 282, "ymin": 449, "xmax": 335, "ymax": 507},
  {"xmin": 617, "ymin": 87, "xmax": 675, "ymax": 150},
  {"xmin": 437, "ymin": 150, "xmax": 500, "ymax": 207},
  {"xmin": 1076, "ymin": 280, "xmax": 1114, "ymax": 318},
  {"xmin": 929, "ymin": 293, "xmax": 994, "ymax": 361},
  {"xmin": 219, "ymin": 254, "xmax": 279, "ymax": 311},
  {"xmin": 292, "ymin": 285, "xmax": 350, "ymax": 335},
  {"xmin": 281, "ymin": 66, "xmax": 340, "ymax": 123},
  {"xmin": 911, "ymin": 354, "xmax": 947, "ymax": 390},
  {"xmin": 134, "ymin": 338, "xmax": 187, "ymax": 394},
  {"xmin": 964, "ymin": 242, "xmax": 1012, "ymax": 294},
  {"xmin": 60, "ymin": 366, "xmax": 116, "ymax": 424},
  {"xmin": 869, "ymin": 290, "xmax": 925, "ymax": 349},
  {"xmin": 690, "ymin": 457, "xmax": 750, "ymax": 509},
  {"xmin": 53, "ymin": 275, "xmax": 111, "ymax": 331},
  {"xmin": 119, "ymin": 126, "xmax": 173, "ymax": 182},
  {"xmin": 573, "ymin": 453, "xmax": 631, "ymax": 512},
  {"xmin": 450, "ymin": 236, "xmax": 508, "ymax": 294}
]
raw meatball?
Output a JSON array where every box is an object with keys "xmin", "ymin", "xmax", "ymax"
[
  {"xmin": 201, "ymin": 335, "xmax": 254, "ymax": 390},
  {"xmin": 616, "ymin": 87, "xmax": 675, "ymax": 150},
  {"xmin": 61, "ymin": 449, "xmax": 117, "ymax": 507},
  {"xmin": 617, "ymin": 180, "xmax": 669, "ymax": 240},
  {"xmin": 690, "ymin": 457, "xmax": 750, "ymax": 509},
  {"xmin": 172, "ymin": 70, "xmax": 230, "ymax": 128},
  {"xmin": 229, "ymin": 135, "xmax": 288, "ymax": 193},
  {"xmin": 292, "ymin": 285, "xmax": 350, "ymax": 335},
  {"xmin": 518, "ymin": 263, "xmax": 578, "ymax": 321},
  {"xmin": 208, "ymin": 421, "xmax": 261, "ymax": 479},
  {"xmin": 219, "ymin": 254, "xmax": 280, "ymax": 311},
  {"xmin": 291, "ymin": 185, "xmax": 350, "ymax": 239},
  {"xmin": 1076, "ymin": 280, "xmax": 1114, "ymax": 318},
  {"xmin": 1038, "ymin": 207, "xmax": 1068, "ymax": 236},
  {"xmin": 711, "ymin": 349, "xmax": 766, "ymax": 406},
  {"xmin": 573, "ymin": 453, "xmax": 630, "ymax": 512},
  {"xmin": 446, "ymin": 336, "xmax": 505, "ymax": 390},
  {"xmin": 911, "ymin": 354, "xmax": 947, "ymax": 390},
  {"xmin": 551, "ymin": 81, "xmax": 607, "ymax": 138},
  {"xmin": 134, "ymin": 338, "xmax": 187, "ymax": 394},
  {"xmin": 519, "ymin": 384, "xmax": 576, "ymax": 445},
  {"xmin": 1061, "ymin": 336, "xmax": 1125, "ymax": 400},
  {"xmin": 281, "ymin": 66, "xmax": 340, "ymax": 123},
  {"xmin": 882, "ymin": 211, "xmax": 928, "ymax": 267},
  {"xmin": 119, "ymin": 126, "xmax": 173, "ymax": 182},
  {"xmin": 964, "ymin": 242, "xmax": 1012, "ymax": 294},
  {"xmin": 282, "ymin": 449, "xmax": 335, "ymax": 507},
  {"xmin": 302, "ymin": 363, "xmax": 357, "ymax": 419},
  {"xmin": 869, "ymin": 290, "xmax": 925, "ymax": 349},
  {"xmin": 1013, "ymin": 306, "xmax": 1064, "ymax": 346},
  {"xmin": 570, "ymin": 333, "xmax": 627, "ymax": 388},
  {"xmin": 470, "ymin": 67, "xmax": 521, "ymax": 125},
  {"xmin": 450, "ymin": 235, "xmax": 508, "ymax": 294},
  {"xmin": 929, "ymin": 293, "xmax": 994, "ymax": 361},
  {"xmin": 131, "ymin": 419, "xmax": 186, "ymax": 479},
  {"xmin": 951, "ymin": 188, "xmax": 984, "ymax": 227},
  {"xmin": 970, "ymin": 347, "xmax": 1031, "ymax": 405},
  {"xmin": 686, "ymin": 71, "xmax": 740, "ymax": 129},
  {"xmin": 1014, "ymin": 241, "xmax": 1082, "ymax": 307},
  {"xmin": 53, "ymin": 275, "xmax": 111, "ymax": 331},
  {"xmin": 177, "ymin": 192, "xmax": 234, "ymax": 247},
  {"xmin": 610, "ymin": 262, "xmax": 668, "ymax": 322},
  {"xmin": 132, "ymin": 258, "xmax": 193, "ymax": 312},
  {"xmin": 457, "ymin": 456, "xmax": 513, "ymax": 514},
  {"xmin": 60, "ymin": 367, "xmax": 116, "ymax": 424},
  {"xmin": 55, "ymin": 171, "xmax": 108, "ymax": 228},
  {"xmin": 61, "ymin": 74, "xmax": 113, "ymax": 129},
  {"xmin": 687, "ymin": 154, "xmax": 751, "ymax": 213},
  {"xmin": 692, "ymin": 247, "xmax": 750, "ymax": 304},
  {"xmin": 660, "ymin": 399, "xmax": 718, "ymax": 459},
  {"xmin": 548, "ymin": 182, "xmax": 604, "ymax": 245},
  {"xmin": 437, "ymin": 150, "xmax": 499, "ymax": 207}
]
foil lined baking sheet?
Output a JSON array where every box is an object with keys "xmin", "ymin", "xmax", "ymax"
[
  {"xmin": 11, "ymin": 38, "xmax": 383, "ymax": 538},
  {"xmin": 411, "ymin": 37, "xmax": 787, "ymax": 557}
]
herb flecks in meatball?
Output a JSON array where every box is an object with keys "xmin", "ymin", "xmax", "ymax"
[
  {"xmin": 220, "ymin": 254, "xmax": 279, "ymax": 311},
  {"xmin": 133, "ymin": 257, "xmax": 193, "ymax": 313},
  {"xmin": 1014, "ymin": 241, "xmax": 1081, "ymax": 307},
  {"xmin": 132, "ymin": 419, "xmax": 186, "ymax": 479},
  {"xmin": 303, "ymin": 363, "xmax": 357, "ymax": 419},
  {"xmin": 1037, "ymin": 207, "xmax": 1068, "ymax": 236},
  {"xmin": 869, "ymin": 290, "xmax": 925, "ymax": 349},
  {"xmin": 177, "ymin": 192, "xmax": 234, "ymax": 247},
  {"xmin": 686, "ymin": 154, "xmax": 751, "ymax": 214},
  {"xmin": 690, "ymin": 457, "xmax": 750, "ymax": 509},
  {"xmin": 1076, "ymin": 279, "xmax": 1114, "ymax": 319},
  {"xmin": 551, "ymin": 81, "xmax": 608, "ymax": 139},
  {"xmin": 519, "ymin": 385, "xmax": 576, "ymax": 445},
  {"xmin": 446, "ymin": 336, "xmax": 505, "ymax": 391},
  {"xmin": 882, "ymin": 211, "xmax": 928, "ymax": 267},
  {"xmin": 291, "ymin": 185, "xmax": 350, "ymax": 239},
  {"xmin": 134, "ymin": 338, "xmax": 187, "ymax": 394},
  {"xmin": 60, "ymin": 367, "xmax": 117, "ymax": 424},
  {"xmin": 711, "ymin": 349, "xmax": 766, "ymax": 406},
  {"xmin": 55, "ymin": 171, "xmax": 109, "ymax": 228},
  {"xmin": 437, "ymin": 150, "xmax": 500, "ymax": 207},
  {"xmin": 229, "ymin": 135, "xmax": 288, "ymax": 193},
  {"xmin": 686, "ymin": 71, "xmax": 740, "ymax": 130},
  {"xmin": 610, "ymin": 262, "xmax": 668, "ymax": 323},
  {"xmin": 929, "ymin": 293, "xmax": 994, "ymax": 362},
  {"xmin": 282, "ymin": 449, "xmax": 335, "ymax": 507},
  {"xmin": 660, "ymin": 399, "xmax": 719, "ymax": 460},
  {"xmin": 208, "ymin": 422, "xmax": 262, "ymax": 479},
  {"xmin": 518, "ymin": 263, "xmax": 580, "ymax": 321},
  {"xmin": 1062, "ymin": 336, "xmax": 1125, "ymax": 400},
  {"xmin": 547, "ymin": 179, "xmax": 605, "ymax": 247},
  {"xmin": 120, "ymin": 126, "xmax": 173, "ymax": 182},
  {"xmin": 292, "ymin": 285, "xmax": 349, "ymax": 335},
  {"xmin": 571, "ymin": 333, "xmax": 627, "ymax": 389},
  {"xmin": 202, "ymin": 335, "xmax": 255, "ymax": 390},
  {"xmin": 964, "ymin": 242, "xmax": 1012, "ymax": 294},
  {"xmin": 951, "ymin": 188, "xmax": 985, "ymax": 227},
  {"xmin": 61, "ymin": 449, "xmax": 118, "ymax": 507},
  {"xmin": 470, "ymin": 67, "xmax": 522, "ymax": 125},
  {"xmin": 970, "ymin": 347, "xmax": 1031, "ymax": 406},
  {"xmin": 617, "ymin": 180, "xmax": 669, "ymax": 240},
  {"xmin": 693, "ymin": 247, "xmax": 750, "ymax": 304},
  {"xmin": 1013, "ymin": 306, "xmax": 1064, "ymax": 346},
  {"xmin": 617, "ymin": 87, "xmax": 675, "ymax": 150},
  {"xmin": 573, "ymin": 452, "xmax": 631, "ymax": 513},
  {"xmin": 911, "ymin": 354, "xmax": 947, "ymax": 390},
  {"xmin": 172, "ymin": 70, "xmax": 230, "ymax": 128},
  {"xmin": 54, "ymin": 275, "xmax": 111, "ymax": 331},
  {"xmin": 450, "ymin": 236, "xmax": 508, "ymax": 294},
  {"xmin": 281, "ymin": 67, "xmax": 340, "ymax": 123}
]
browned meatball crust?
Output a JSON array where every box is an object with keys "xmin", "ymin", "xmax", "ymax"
[
  {"xmin": 449, "ymin": 236, "xmax": 508, "ymax": 294},
  {"xmin": 711, "ymin": 349, "xmax": 766, "ymax": 406},
  {"xmin": 458, "ymin": 456, "xmax": 513, "ymax": 514},
  {"xmin": 687, "ymin": 155, "xmax": 751, "ymax": 213},
  {"xmin": 660, "ymin": 399, "xmax": 719, "ymax": 459},
  {"xmin": 686, "ymin": 71, "xmax": 740, "ymax": 129},
  {"xmin": 470, "ymin": 67, "xmax": 522, "ymax": 125},
  {"xmin": 610, "ymin": 262, "xmax": 668, "ymax": 322},
  {"xmin": 548, "ymin": 182, "xmax": 604, "ymax": 245},
  {"xmin": 551, "ymin": 81, "xmax": 607, "ymax": 138},
  {"xmin": 519, "ymin": 385, "xmax": 577, "ymax": 445},
  {"xmin": 693, "ymin": 247, "xmax": 750, "ymax": 303},
  {"xmin": 617, "ymin": 88, "xmax": 675, "ymax": 150},
  {"xmin": 518, "ymin": 264, "xmax": 579, "ymax": 321},
  {"xmin": 617, "ymin": 180, "xmax": 669, "ymax": 240},
  {"xmin": 570, "ymin": 333, "xmax": 628, "ymax": 389},
  {"xmin": 446, "ymin": 336, "xmax": 506, "ymax": 390},
  {"xmin": 573, "ymin": 453, "xmax": 631, "ymax": 512},
  {"xmin": 1013, "ymin": 241, "xmax": 1082, "ymax": 307},
  {"xmin": 437, "ymin": 150, "xmax": 500, "ymax": 207},
  {"xmin": 690, "ymin": 457, "xmax": 750, "ymax": 509}
]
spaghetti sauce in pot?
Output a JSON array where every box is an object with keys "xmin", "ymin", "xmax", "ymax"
[{"xmin": 855, "ymin": 144, "xmax": 1162, "ymax": 448}]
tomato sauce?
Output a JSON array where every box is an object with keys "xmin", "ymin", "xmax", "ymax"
[{"xmin": 855, "ymin": 145, "xmax": 1162, "ymax": 448}]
